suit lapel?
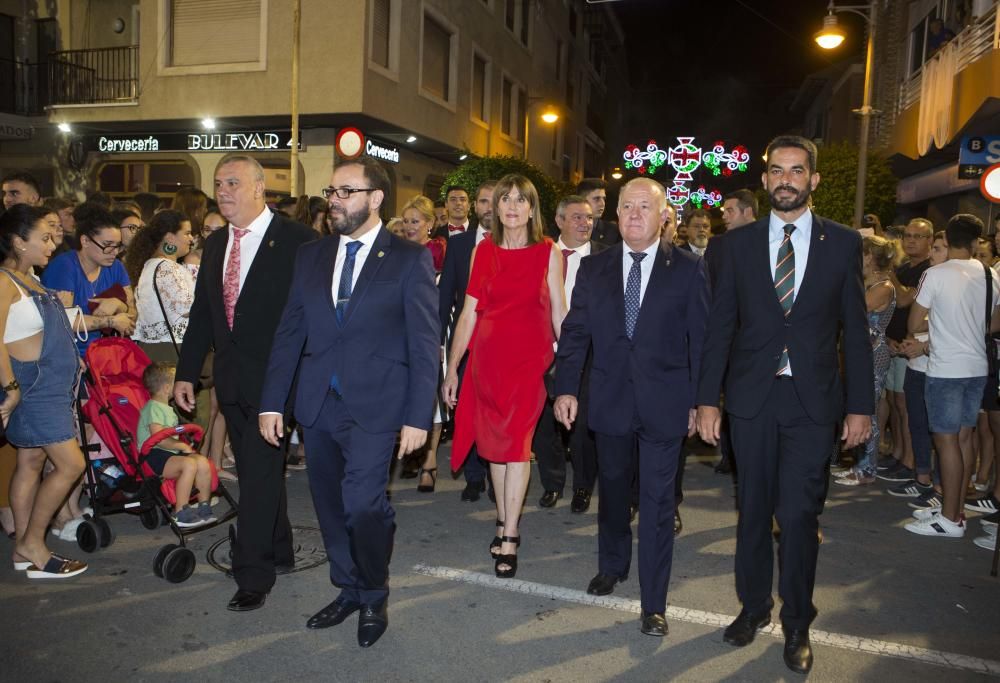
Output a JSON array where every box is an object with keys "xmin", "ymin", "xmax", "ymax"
[
  {"xmin": 235, "ymin": 213, "xmax": 278, "ymax": 316},
  {"xmin": 753, "ymin": 219, "xmax": 785, "ymax": 317},
  {"xmin": 792, "ymin": 214, "xmax": 824, "ymax": 313},
  {"xmin": 324, "ymin": 234, "xmax": 341, "ymax": 314},
  {"xmin": 342, "ymin": 227, "xmax": 392, "ymax": 326},
  {"xmin": 633, "ymin": 243, "xmax": 669, "ymax": 340},
  {"xmin": 601, "ymin": 243, "xmax": 626, "ymax": 337}
]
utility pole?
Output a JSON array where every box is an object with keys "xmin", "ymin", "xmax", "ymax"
[{"xmin": 289, "ymin": 0, "xmax": 301, "ymax": 196}]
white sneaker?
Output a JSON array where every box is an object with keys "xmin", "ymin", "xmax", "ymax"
[
  {"xmin": 905, "ymin": 513, "xmax": 965, "ymax": 538},
  {"xmin": 912, "ymin": 507, "xmax": 940, "ymax": 520},
  {"xmin": 50, "ymin": 517, "xmax": 84, "ymax": 541},
  {"xmin": 973, "ymin": 534, "xmax": 997, "ymax": 550},
  {"xmin": 982, "ymin": 520, "xmax": 998, "ymax": 536}
]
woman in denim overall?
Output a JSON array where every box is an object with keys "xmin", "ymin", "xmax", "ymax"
[{"xmin": 0, "ymin": 205, "xmax": 88, "ymax": 579}]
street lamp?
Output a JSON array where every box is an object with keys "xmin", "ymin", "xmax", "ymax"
[
  {"xmin": 523, "ymin": 98, "xmax": 559, "ymax": 161},
  {"xmin": 815, "ymin": 0, "xmax": 877, "ymax": 230}
]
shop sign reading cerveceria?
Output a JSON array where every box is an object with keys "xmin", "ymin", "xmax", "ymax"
[{"xmin": 91, "ymin": 130, "xmax": 299, "ymax": 153}]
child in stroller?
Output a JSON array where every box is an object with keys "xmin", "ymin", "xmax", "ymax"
[{"xmin": 137, "ymin": 362, "xmax": 216, "ymax": 528}]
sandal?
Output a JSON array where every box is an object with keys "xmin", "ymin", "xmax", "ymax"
[
  {"xmin": 833, "ymin": 471, "xmax": 876, "ymax": 486},
  {"xmin": 416, "ymin": 467, "xmax": 437, "ymax": 493},
  {"xmin": 25, "ymin": 554, "xmax": 88, "ymax": 579},
  {"xmin": 490, "ymin": 520, "xmax": 504, "ymax": 558},
  {"xmin": 494, "ymin": 536, "xmax": 520, "ymax": 579}
]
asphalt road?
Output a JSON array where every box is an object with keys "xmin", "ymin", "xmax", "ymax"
[{"xmin": 2, "ymin": 439, "xmax": 998, "ymax": 682}]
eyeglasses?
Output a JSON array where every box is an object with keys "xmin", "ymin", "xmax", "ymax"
[
  {"xmin": 903, "ymin": 233, "xmax": 930, "ymax": 239},
  {"xmin": 121, "ymin": 223, "xmax": 144, "ymax": 233},
  {"xmin": 322, "ymin": 187, "xmax": 377, "ymax": 199},
  {"xmin": 89, "ymin": 238, "xmax": 124, "ymax": 254}
]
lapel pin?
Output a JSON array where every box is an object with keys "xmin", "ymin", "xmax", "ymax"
[
  {"xmin": 377, "ymin": 250, "xmax": 385, "ymax": 258},
  {"xmin": 819, "ymin": 234, "xmax": 826, "ymax": 241},
  {"xmin": 268, "ymin": 240, "xmax": 275, "ymax": 247},
  {"xmin": 666, "ymin": 260, "xmax": 671, "ymax": 266}
]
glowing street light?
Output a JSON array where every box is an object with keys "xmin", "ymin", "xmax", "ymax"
[
  {"xmin": 523, "ymin": 100, "xmax": 559, "ymax": 161},
  {"xmin": 814, "ymin": 14, "xmax": 846, "ymax": 49}
]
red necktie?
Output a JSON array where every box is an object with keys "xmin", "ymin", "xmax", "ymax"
[
  {"xmin": 449, "ymin": 224, "xmax": 466, "ymax": 233},
  {"xmin": 561, "ymin": 248, "xmax": 574, "ymax": 283},
  {"xmin": 223, "ymin": 228, "xmax": 249, "ymax": 330}
]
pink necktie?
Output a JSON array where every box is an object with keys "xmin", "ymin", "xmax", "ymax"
[{"xmin": 223, "ymin": 228, "xmax": 249, "ymax": 330}]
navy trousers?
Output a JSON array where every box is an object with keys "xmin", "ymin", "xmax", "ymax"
[
  {"xmin": 595, "ymin": 427, "xmax": 682, "ymax": 614},
  {"xmin": 304, "ymin": 391, "xmax": 397, "ymax": 606}
]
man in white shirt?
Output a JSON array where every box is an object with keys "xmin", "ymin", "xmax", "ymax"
[
  {"xmin": 906, "ymin": 213, "xmax": 1000, "ymax": 539},
  {"xmin": 443, "ymin": 185, "xmax": 471, "ymax": 238},
  {"xmin": 535, "ymin": 196, "xmax": 604, "ymax": 513},
  {"xmin": 680, "ymin": 209, "xmax": 711, "ymax": 257}
]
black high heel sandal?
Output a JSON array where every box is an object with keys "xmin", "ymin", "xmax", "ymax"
[
  {"xmin": 490, "ymin": 520, "xmax": 504, "ymax": 558},
  {"xmin": 416, "ymin": 467, "xmax": 437, "ymax": 493},
  {"xmin": 494, "ymin": 535, "xmax": 520, "ymax": 578}
]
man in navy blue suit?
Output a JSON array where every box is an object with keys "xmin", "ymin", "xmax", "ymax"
[
  {"xmin": 696, "ymin": 136, "xmax": 873, "ymax": 674},
  {"xmin": 554, "ymin": 177, "xmax": 710, "ymax": 637},
  {"xmin": 258, "ymin": 156, "xmax": 439, "ymax": 648}
]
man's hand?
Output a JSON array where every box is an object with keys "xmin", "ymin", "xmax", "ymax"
[
  {"xmin": 553, "ymin": 395, "xmax": 577, "ymax": 430},
  {"xmin": 696, "ymin": 405, "xmax": 722, "ymax": 445},
  {"xmin": 687, "ymin": 408, "xmax": 697, "ymax": 438},
  {"xmin": 841, "ymin": 413, "xmax": 871, "ymax": 449},
  {"xmin": 109, "ymin": 313, "xmax": 135, "ymax": 336},
  {"xmin": 259, "ymin": 413, "xmax": 284, "ymax": 447},
  {"xmin": 173, "ymin": 381, "xmax": 196, "ymax": 413},
  {"xmin": 900, "ymin": 338, "xmax": 928, "ymax": 359},
  {"xmin": 397, "ymin": 426, "xmax": 428, "ymax": 459},
  {"xmin": 89, "ymin": 297, "xmax": 126, "ymax": 317}
]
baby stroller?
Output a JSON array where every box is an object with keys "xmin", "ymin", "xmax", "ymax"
[{"xmin": 76, "ymin": 337, "xmax": 237, "ymax": 582}]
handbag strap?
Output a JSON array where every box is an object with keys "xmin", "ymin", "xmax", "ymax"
[{"xmin": 152, "ymin": 260, "xmax": 181, "ymax": 358}]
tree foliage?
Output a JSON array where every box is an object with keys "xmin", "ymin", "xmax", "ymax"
[
  {"xmin": 756, "ymin": 141, "xmax": 898, "ymax": 228},
  {"xmin": 440, "ymin": 155, "xmax": 574, "ymax": 223}
]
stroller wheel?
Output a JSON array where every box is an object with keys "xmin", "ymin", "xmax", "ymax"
[
  {"xmin": 96, "ymin": 518, "xmax": 115, "ymax": 548},
  {"xmin": 153, "ymin": 543, "xmax": 178, "ymax": 578},
  {"xmin": 162, "ymin": 546, "xmax": 196, "ymax": 583},
  {"xmin": 140, "ymin": 506, "xmax": 165, "ymax": 530},
  {"xmin": 76, "ymin": 519, "xmax": 101, "ymax": 553}
]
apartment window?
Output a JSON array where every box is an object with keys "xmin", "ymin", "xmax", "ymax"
[
  {"xmin": 555, "ymin": 39, "xmax": 563, "ymax": 80},
  {"xmin": 505, "ymin": 0, "xmax": 516, "ymax": 30},
  {"xmin": 501, "ymin": 76, "xmax": 514, "ymax": 136},
  {"xmin": 471, "ymin": 51, "xmax": 490, "ymax": 123},
  {"xmin": 504, "ymin": 0, "xmax": 531, "ymax": 46},
  {"xmin": 168, "ymin": 0, "xmax": 263, "ymax": 67},
  {"xmin": 371, "ymin": 0, "xmax": 390, "ymax": 68},
  {"xmin": 516, "ymin": 88, "xmax": 527, "ymax": 142},
  {"xmin": 551, "ymin": 123, "xmax": 561, "ymax": 163},
  {"xmin": 422, "ymin": 12, "xmax": 454, "ymax": 103},
  {"xmin": 569, "ymin": 3, "xmax": 577, "ymax": 36}
]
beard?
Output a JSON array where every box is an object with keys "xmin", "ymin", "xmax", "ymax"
[
  {"xmin": 330, "ymin": 204, "xmax": 371, "ymax": 235},
  {"xmin": 769, "ymin": 184, "xmax": 811, "ymax": 212},
  {"xmin": 477, "ymin": 210, "xmax": 493, "ymax": 230}
]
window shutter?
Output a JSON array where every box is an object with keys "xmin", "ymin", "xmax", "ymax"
[
  {"xmin": 171, "ymin": 0, "xmax": 261, "ymax": 67},
  {"xmin": 371, "ymin": 0, "xmax": 390, "ymax": 67},
  {"xmin": 422, "ymin": 14, "xmax": 450, "ymax": 100}
]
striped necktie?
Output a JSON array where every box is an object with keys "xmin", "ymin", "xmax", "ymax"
[{"xmin": 774, "ymin": 224, "xmax": 796, "ymax": 374}]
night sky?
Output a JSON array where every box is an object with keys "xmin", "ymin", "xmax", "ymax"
[{"xmin": 610, "ymin": 0, "xmax": 867, "ymax": 191}]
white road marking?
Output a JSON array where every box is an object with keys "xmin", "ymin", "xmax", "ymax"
[{"xmin": 412, "ymin": 564, "xmax": 1000, "ymax": 676}]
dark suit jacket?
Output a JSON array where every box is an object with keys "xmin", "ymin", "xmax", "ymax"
[
  {"xmin": 592, "ymin": 218, "xmax": 622, "ymax": 246},
  {"xmin": 702, "ymin": 234, "xmax": 725, "ymax": 289},
  {"xmin": 259, "ymin": 228, "xmax": 440, "ymax": 434},
  {"xmin": 695, "ymin": 214, "xmax": 874, "ymax": 424},
  {"xmin": 176, "ymin": 212, "xmax": 316, "ymax": 408},
  {"xmin": 437, "ymin": 227, "xmax": 480, "ymax": 345},
  {"xmin": 433, "ymin": 217, "xmax": 478, "ymax": 242},
  {"xmin": 555, "ymin": 242, "xmax": 710, "ymax": 440}
]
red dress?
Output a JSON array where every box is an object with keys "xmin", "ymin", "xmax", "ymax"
[{"xmin": 451, "ymin": 236, "xmax": 554, "ymax": 468}]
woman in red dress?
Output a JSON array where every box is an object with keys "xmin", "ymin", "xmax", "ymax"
[{"xmin": 443, "ymin": 174, "xmax": 567, "ymax": 578}]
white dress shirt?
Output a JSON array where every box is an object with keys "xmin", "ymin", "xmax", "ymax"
[
  {"xmin": 622, "ymin": 239, "xmax": 659, "ymax": 306},
  {"xmin": 223, "ymin": 207, "xmax": 273, "ymax": 292},
  {"xmin": 557, "ymin": 237, "xmax": 591, "ymax": 308},
  {"xmin": 448, "ymin": 219, "xmax": 471, "ymax": 238},
  {"xmin": 331, "ymin": 223, "xmax": 382, "ymax": 303},
  {"xmin": 689, "ymin": 244, "xmax": 706, "ymax": 257},
  {"xmin": 768, "ymin": 210, "xmax": 813, "ymax": 375},
  {"xmin": 475, "ymin": 225, "xmax": 488, "ymax": 245}
]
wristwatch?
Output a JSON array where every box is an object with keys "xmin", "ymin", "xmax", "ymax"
[{"xmin": 3, "ymin": 378, "xmax": 20, "ymax": 392}]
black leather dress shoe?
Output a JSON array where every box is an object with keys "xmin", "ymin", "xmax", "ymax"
[
  {"xmin": 640, "ymin": 611, "xmax": 668, "ymax": 637},
  {"xmin": 570, "ymin": 489, "xmax": 591, "ymax": 513},
  {"xmin": 674, "ymin": 509, "xmax": 683, "ymax": 535},
  {"xmin": 714, "ymin": 457, "xmax": 732, "ymax": 474},
  {"xmin": 783, "ymin": 627, "xmax": 813, "ymax": 674},
  {"xmin": 307, "ymin": 596, "xmax": 362, "ymax": 629},
  {"xmin": 539, "ymin": 490, "xmax": 562, "ymax": 508},
  {"xmin": 723, "ymin": 609, "xmax": 771, "ymax": 646},
  {"xmin": 586, "ymin": 572, "xmax": 625, "ymax": 596},
  {"xmin": 357, "ymin": 602, "xmax": 388, "ymax": 648},
  {"xmin": 461, "ymin": 480, "xmax": 485, "ymax": 502},
  {"xmin": 227, "ymin": 589, "xmax": 268, "ymax": 612}
]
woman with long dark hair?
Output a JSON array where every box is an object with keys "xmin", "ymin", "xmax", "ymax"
[{"xmin": 0, "ymin": 205, "xmax": 88, "ymax": 579}]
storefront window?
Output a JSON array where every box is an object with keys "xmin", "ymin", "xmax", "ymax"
[{"xmin": 96, "ymin": 160, "xmax": 196, "ymax": 201}]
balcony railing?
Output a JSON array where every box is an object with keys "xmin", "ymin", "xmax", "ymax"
[
  {"xmin": 49, "ymin": 45, "xmax": 138, "ymax": 106},
  {"xmin": 897, "ymin": 5, "xmax": 999, "ymax": 115},
  {"xmin": 0, "ymin": 58, "xmax": 46, "ymax": 115}
]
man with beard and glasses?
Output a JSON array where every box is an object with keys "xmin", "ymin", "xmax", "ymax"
[
  {"xmin": 175, "ymin": 154, "xmax": 316, "ymax": 612},
  {"xmin": 259, "ymin": 156, "xmax": 439, "ymax": 648},
  {"xmin": 695, "ymin": 135, "xmax": 873, "ymax": 675},
  {"xmin": 679, "ymin": 209, "xmax": 711, "ymax": 257}
]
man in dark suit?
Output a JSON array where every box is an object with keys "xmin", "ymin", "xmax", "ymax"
[
  {"xmin": 555, "ymin": 178, "xmax": 710, "ymax": 637},
  {"xmin": 578, "ymin": 178, "xmax": 622, "ymax": 246},
  {"xmin": 431, "ymin": 185, "xmax": 475, "ymax": 241},
  {"xmin": 174, "ymin": 154, "xmax": 316, "ymax": 612},
  {"xmin": 438, "ymin": 180, "xmax": 495, "ymax": 501},
  {"xmin": 696, "ymin": 136, "xmax": 873, "ymax": 674},
  {"xmin": 678, "ymin": 208, "xmax": 711, "ymax": 257},
  {"xmin": 259, "ymin": 156, "xmax": 439, "ymax": 647},
  {"xmin": 534, "ymin": 195, "xmax": 604, "ymax": 513}
]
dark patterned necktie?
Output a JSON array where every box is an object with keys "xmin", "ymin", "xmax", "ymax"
[
  {"xmin": 625, "ymin": 251, "xmax": 646, "ymax": 339},
  {"xmin": 774, "ymin": 224, "xmax": 796, "ymax": 374},
  {"xmin": 336, "ymin": 241, "xmax": 363, "ymax": 324}
]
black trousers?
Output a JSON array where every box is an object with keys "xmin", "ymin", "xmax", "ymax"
[
  {"xmin": 595, "ymin": 427, "xmax": 682, "ymax": 614},
  {"xmin": 728, "ymin": 377, "xmax": 834, "ymax": 630},
  {"xmin": 533, "ymin": 395, "xmax": 598, "ymax": 495},
  {"xmin": 220, "ymin": 400, "xmax": 294, "ymax": 593}
]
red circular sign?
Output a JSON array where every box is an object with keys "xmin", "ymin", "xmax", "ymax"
[
  {"xmin": 980, "ymin": 163, "xmax": 1000, "ymax": 203},
  {"xmin": 335, "ymin": 127, "xmax": 365, "ymax": 159}
]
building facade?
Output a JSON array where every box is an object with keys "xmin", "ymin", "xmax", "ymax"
[{"xmin": 0, "ymin": 0, "xmax": 627, "ymax": 215}]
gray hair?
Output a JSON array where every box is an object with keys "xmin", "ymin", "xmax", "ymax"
[{"xmin": 217, "ymin": 154, "xmax": 266, "ymax": 183}]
